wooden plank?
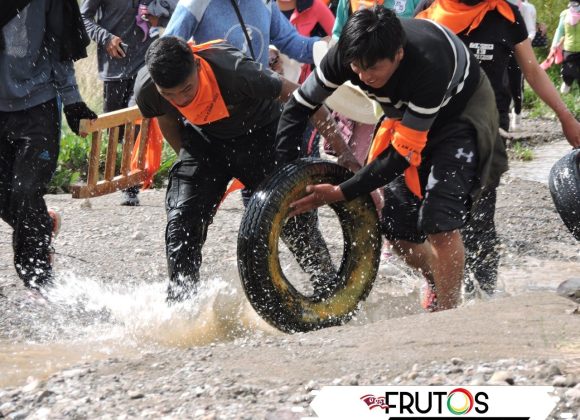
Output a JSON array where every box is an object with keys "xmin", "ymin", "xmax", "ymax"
[
  {"xmin": 71, "ymin": 171, "xmax": 147, "ymax": 199},
  {"xmin": 120, "ymin": 122, "xmax": 136, "ymax": 176},
  {"xmin": 104, "ymin": 126, "xmax": 120, "ymax": 181},
  {"xmin": 87, "ymin": 130, "xmax": 102, "ymax": 187},
  {"xmin": 137, "ymin": 118, "xmax": 150, "ymax": 170},
  {"xmin": 79, "ymin": 106, "xmax": 142, "ymax": 134}
]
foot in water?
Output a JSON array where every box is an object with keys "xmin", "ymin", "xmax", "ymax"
[{"xmin": 421, "ymin": 280, "xmax": 438, "ymax": 312}]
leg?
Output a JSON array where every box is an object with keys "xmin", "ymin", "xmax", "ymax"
[
  {"xmin": 4, "ymin": 100, "xmax": 60, "ymax": 289},
  {"xmin": 462, "ymin": 187, "xmax": 500, "ymax": 295},
  {"xmin": 225, "ymin": 121, "xmax": 336, "ymax": 296},
  {"xmin": 165, "ymin": 134, "xmax": 230, "ymax": 302},
  {"xmin": 103, "ymin": 79, "xmax": 140, "ymax": 203}
]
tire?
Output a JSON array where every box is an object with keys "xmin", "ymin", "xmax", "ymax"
[
  {"xmin": 549, "ymin": 149, "xmax": 580, "ymax": 241},
  {"xmin": 238, "ymin": 159, "xmax": 382, "ymax": 333}
]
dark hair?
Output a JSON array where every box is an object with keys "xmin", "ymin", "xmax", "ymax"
[
  {"xmin": 145, "ymin": 36, "xmax": 196, "ymax": 88},
  {"xmin": 337, "ymin": 6, "xmax": 406, "ymax": 69}
]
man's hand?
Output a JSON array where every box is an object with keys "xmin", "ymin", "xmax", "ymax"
[
  {"xmin": 64, "ymin": 102, "xmax": 98, "ymax": 136},
  {"xmin": 106, "ymin": 36, "xmax": 126, "ymax": 58},
  {"xmin": 289, "ymin": 184, "xmax": 345, "ymax": 217}
]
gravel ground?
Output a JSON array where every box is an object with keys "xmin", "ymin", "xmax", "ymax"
[{"xmin": 0, "ymin": 117, "xmax": 579, "ymax": 419}]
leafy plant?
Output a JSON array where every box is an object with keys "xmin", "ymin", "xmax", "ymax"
[{"xmin": 511, "ymin": 141, "xmax": 535, "ymax": 161}]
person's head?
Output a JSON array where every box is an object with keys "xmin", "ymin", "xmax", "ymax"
[
  {"xmin": 337, "ymin": 6, "xmax": 405, "ymax": 89},
  {"xmin": 569, "ymin": 0, "xmax": 579, "ymax": 10},
  {"xmin": 145, "ymin": 36, "xmax": 200, "ymax": 107}
]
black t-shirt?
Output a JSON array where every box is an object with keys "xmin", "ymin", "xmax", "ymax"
[
  {"xmin": 276, "ymin": 18, "xmax": 483, "ymax": 199},
  {"xmin": 134, "ymin": 42, "xmax": 283, "ymax": 140},
  {"xmin": 457, "ymin": 4, "xmax": 528, "ymax": 103}
]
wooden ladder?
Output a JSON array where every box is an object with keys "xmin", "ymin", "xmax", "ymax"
[{"xmin": 70, "ymin": 106, "xmax": 151, "ymax": 199}]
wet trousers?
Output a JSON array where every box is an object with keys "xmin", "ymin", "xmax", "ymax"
[
  {"xmin": 462, "ymin": 187, "xmax": 500, "ymax": 295},
  {"xmin": 164, "ymin": 120, "xmax": 334, "ymax": 301},
  {"xmin": 0, "ymin": 99, "xmax": 60, "ymax": 288}
]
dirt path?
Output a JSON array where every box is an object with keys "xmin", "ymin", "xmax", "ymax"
[{"xmin": 0, "ymin": 117, "xmax": 579, "ymax": 419}]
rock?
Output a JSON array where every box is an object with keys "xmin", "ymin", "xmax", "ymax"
[
  {"xmin": 36, "ymin": 390, "xmax": 54, "ymax": 403},
  {"xmin": 62, "ymin": 369, "xmax": 87, "ymax": 379},
  {"xmin": 488, "ymin": 371, "xmax": 514, "ymax": 385},
  {"xmin": 22, "ymin": 380, "xmax": 39, "ymax": 393},
  {"xmin": 534, "ymin": 364, "xmax": 562, "ymax": 379},
  {"xmin": 557, "ymin": 278, "xmax": 580, "ymax": 304},
  {"xmin": 132, "ymin": 231, "xmax": 145, "ymax": 240},
  {"xmin": 552, "ymin": 375, "xmax": 578, "ymax": 388},
  {"xmin": 128, "ymin": 391, "xmax": 144, "ymax": 399},
  {"xmin": 451, "ymin": 357, "xmax": 464, "ymax": 366},
  {"xmin": 80, "ymin": 199, "xmax": 92, "ymax": 209},
  {"xmin": 564, "ymin": 388, "xmax": 580, "ymax": 404},
  {"xmin": 304, "ymin": 380, "xmax": 318, "ymax": 392},
  {"xmin": 265, "ymin": 409, "xmax": 301, "ymax": 420},
  {"xmin": 0, "ymin": 402, "xmax": 15, "ymax": 416}
]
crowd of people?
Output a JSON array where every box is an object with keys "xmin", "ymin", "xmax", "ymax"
[{"xmin": 1, "ymin": 0, "xmax": 578, "ymax": 313}]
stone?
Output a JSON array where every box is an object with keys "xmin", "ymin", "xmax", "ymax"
[
  {"xmin": 557, "ymin": 278, "xmax": 580, "ymax": 304},
  {"xmin": 488, "ymin": 371, "xmax": 514, "ymax": 385},
  {"xmin": 132, "ymin": 231, "xmax": 145, "ymax": 240},
  {"xmin": 564, "ymin": 388, "xmax": 580, "ymax": 403},
  {"xmin": 552, "ymin": 375, "xmax": 578, "ymax": 388}
]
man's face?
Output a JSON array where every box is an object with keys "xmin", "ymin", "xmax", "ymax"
[
  {"xmin": 156, "ymin": 65, "xmax": 199, "ymax": 108},
  {"xmin": 349, "ymin": 48, "xmax": 404, "ymax": 89}
]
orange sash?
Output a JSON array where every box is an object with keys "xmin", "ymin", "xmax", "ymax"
[
  {"xmin": 169, "ymin": 41, "xmax": 230, "ymax": 125},
  {"xmin": 367, "ymin": 119, "xmax": 428, "ymax": 199},
  {"xmin": 417, "ymin": 0, "xmax": 515, "ymax": 35}
]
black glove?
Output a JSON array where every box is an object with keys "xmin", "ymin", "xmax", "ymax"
[{"xmin": 64, "ymin": 102, "xmax": 98, "ymax": 135}]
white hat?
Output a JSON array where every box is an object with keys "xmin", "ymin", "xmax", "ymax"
[
  {"xmin": 269, "ymin": 45, "xmax": 302, "ymax": 84},
  {"xmin": 279, "ymin": 53, "xmax": 302, "ymax": 84},
  {"xmin": 312, "ymin": 40, "xmax": 381, "ymax": 125}
]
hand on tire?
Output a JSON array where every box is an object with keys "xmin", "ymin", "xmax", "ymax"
[{"xmin": 289, "ymin": 184, "xmax": 344, "ymax": 218}]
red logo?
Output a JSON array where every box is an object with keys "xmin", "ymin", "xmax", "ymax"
[{"xmin": 361, "ymin": 394, "xmax": 389, "ymax": 410}]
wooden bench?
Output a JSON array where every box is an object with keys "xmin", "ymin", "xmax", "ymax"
[{"xmin": 70, "ymin": 106, "xmax": 151, "ymax": 199}]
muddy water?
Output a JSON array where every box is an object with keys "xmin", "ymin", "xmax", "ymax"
[{"xmin": 1, "ymin": 141, "xmax": 577, "ymax": 389}]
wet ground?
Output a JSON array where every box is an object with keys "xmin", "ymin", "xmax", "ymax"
[{"xmin": 0, "ymin": 117, "xmax": 578, "ymax": 418}]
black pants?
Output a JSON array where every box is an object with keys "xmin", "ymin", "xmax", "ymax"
[
  {"xmin": 0, "ymin": 99, "xmax": 60, "ymax": 288},
  {"xmin": 507, "ymin": 55, "xmax": 523, "ymax": 115},
  {"xmin": 103, "ymin": 78, "xmax": 136, "ymax": 114},
  {"xmin": 462, "ymin": 187, "xmax": 500, "ymax": 295},
  {"xmin": 562, "ymin": 51, "xmax": 580, "ymax": 87},
  {"xmin": 103, "ymin": 78, "xmax": 136, "ymax": 141},
  {"xmin": 164, "ymin": 120, "xmax": 334, "ymax": 301}
]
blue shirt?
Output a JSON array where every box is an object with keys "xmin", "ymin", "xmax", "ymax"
[{"xmin": 164, "ymin": 0, "xmax": 317, "ymax": 67}]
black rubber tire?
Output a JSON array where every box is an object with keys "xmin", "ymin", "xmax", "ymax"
[
  {"xmin": 549, "ymin": 149, "xmax": 580, "ymax": 241},
  {"xmin": 238, "ymin": 159, "xmax": 382, "ymax": 333}
]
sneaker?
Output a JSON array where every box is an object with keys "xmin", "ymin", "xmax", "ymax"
[
  {"xmin": 510, "ymin": 110, "xmax": 522, "ymax": 132},
  {"xmin": 560, "ymin": 82, "xmax": 571, "ymax": 94},
  {"xmin": 420, "ymin": 281, "xmax": 438, "ymax": 312},
  {"xmin": 120, "ymin": 187, "xmax": 140, "ymax": 206}
]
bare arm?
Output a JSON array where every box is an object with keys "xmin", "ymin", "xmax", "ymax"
[
  {"xmin": 277, "ymin": 78, "xmax": 361, "ymax": 171},
  {"xmin": 515, "ymin": 39, "xmax": 580, "ymax": 147},
  {"xmin": 157, "ymin": 113, "xmax": 184, "ymax": 153}
]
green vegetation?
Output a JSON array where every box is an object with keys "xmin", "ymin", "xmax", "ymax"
[{"xmin": 511, "ymin": 141, "xmax": 535, "ymax": 161}]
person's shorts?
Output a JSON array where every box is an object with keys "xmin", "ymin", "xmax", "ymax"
[{"xmin": 381, "ymin": 121, "xmax": 479, "ymax": 243}]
